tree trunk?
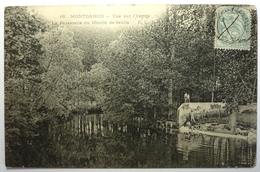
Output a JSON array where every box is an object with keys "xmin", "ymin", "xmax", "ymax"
[
  {"xmin": 164, "ymin": 6, "xmax": 173, "ymax": 120},
  {"xmin": 229, "ymin": 95, "xmax": 238, "ymax": 132},
  {"xmin": 252, "ymin": 77, "xmax": 257, "ymax": 103},
  {"xmin": 211, "ymin": 89, "xmax": 214, "ymax": 103},
  {"xmin": 168, "ymin": 79, "xmax": 173, "ymax": 119},
  {"xmin": 153, "ymin": 107, "xmax": 157, "ymax": 119}
]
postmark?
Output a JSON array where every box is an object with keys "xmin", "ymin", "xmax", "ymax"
[{"xmin": 215, "ymin": 6, "xmax": 251, "ymax": 50}]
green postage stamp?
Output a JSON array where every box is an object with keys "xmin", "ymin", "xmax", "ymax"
[{"xmin": 215, "ymin": 6, "xmax": 252, "ymax": 50}]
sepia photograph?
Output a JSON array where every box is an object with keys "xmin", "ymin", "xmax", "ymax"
[{"xmin": 4, "ymin": 4, "xmax": 257, "ymax": 168}]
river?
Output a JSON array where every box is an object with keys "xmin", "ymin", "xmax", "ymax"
[{"xmin": 47, "ymin": 114, "xmax": 256, "ymax": 168}]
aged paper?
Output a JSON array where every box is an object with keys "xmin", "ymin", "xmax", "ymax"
[{"xmin": 4, "ymin": 4, "xmax": 257, "ymax": 168}]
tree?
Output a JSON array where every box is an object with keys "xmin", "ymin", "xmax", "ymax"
[
  {"xmin": 139, "ymin": 5, "xmax": 218, "ymax": 118},
  {"xmin": 5, "ymin": 6, "xmax": 47, "ymax": 167},
  {"xmin": 5, "ymin": 7, "xmax": 87, "ymax": 166},
  {"xmin": 100, "ymin": 29, "xmax": 168, "ymax": 120},
  {"xmin": 71, "ymin": 26, "xmax": 119, "ymax": 71}
]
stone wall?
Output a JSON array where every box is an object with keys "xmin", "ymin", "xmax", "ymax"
[{"xmin": 177, "ymin": 102, "xmax": 226, "ymax": 128}]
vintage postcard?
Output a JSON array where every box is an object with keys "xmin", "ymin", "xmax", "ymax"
[{"xmin": 4, "ymin": 4, "xmax": 257, "ymax": 168}]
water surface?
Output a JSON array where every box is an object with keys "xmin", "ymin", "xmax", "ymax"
[{"xmin": 49, "ymin": 115, "xmax": 256, "ymax": 168}]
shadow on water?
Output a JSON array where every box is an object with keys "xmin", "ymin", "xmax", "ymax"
[{"xmin": 47, "ymin": 114, "xmax": 256, "ymax": 168}]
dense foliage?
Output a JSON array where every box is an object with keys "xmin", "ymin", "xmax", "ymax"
[{"xmin": 5, "ymin": 5, "xmax": 257, "ymax": 167}]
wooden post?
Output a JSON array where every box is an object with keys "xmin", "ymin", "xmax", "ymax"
[{"xmin": 211, "ymin": 89, "xmax": 214, "ymax": 103}]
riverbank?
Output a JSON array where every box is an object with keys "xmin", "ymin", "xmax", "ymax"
[{"xmin": 179, "ymin": 104, "xmax": 257, "ymax": 141}]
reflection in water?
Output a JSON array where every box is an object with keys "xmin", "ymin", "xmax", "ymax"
[
  {"xmin": 51, "ymin": 114, "xmax": 256, "ymax": 168},
  {"xmin": 176, "ymin": 132, "xmax": 256, "ymax": 167},
  {"xmin": 214, "ymin": 137, "xmax": 220, "ymax": 166}
]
